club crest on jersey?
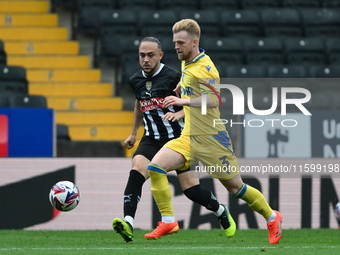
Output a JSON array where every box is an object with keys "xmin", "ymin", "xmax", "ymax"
[{"xmin": 145, "ymin": 81, "xmax": 152, "ymax": 91}]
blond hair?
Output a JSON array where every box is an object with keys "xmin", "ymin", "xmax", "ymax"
[{"xmin": 172, "ymin": 19, "xmax": 201, "ymax": 39}]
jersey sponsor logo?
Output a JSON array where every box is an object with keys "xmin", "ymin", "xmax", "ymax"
[
  {"xmin": 181, "ymin": 86, "xmax": 194, "ymax": 96},
  {"xmin": 139, "ymin": 97, "xmax": 166, "ymax": 112}
]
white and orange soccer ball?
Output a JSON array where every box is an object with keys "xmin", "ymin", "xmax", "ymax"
[{"xmin": 49, "ymin": 181, "xmax": 80, "ymax": 211}]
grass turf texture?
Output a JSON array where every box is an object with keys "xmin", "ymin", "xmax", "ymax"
[{"xmin": 0, "ymin": 229, "xmax": 339, "ymax": 255}]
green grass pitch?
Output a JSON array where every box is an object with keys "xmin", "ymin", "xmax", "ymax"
[{"xmin": 0, "ymin": 229, "xmax": 339, "ymax": 255}]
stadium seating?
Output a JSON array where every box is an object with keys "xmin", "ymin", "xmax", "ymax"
[
  {"xmin": 284, "ymin": 37, "xmax": 326, "ymax": 64},
  {"xmin": 117, "ymin": 0, "xmax": 158, "ymax": 10},
  {"xmin": 4, "ymin": 41, "xmax": 79, "ymax": 55},
  {"xmin": 158, "ymin": 36, "xmax": 180, "ymax": 70},
  {"xmin": 76, "ymin": 6, "xmax": 107, "ymax": 35},
  {"xmin": 0, "ymin": 93, "xmax": 9, "ymax": 107},
  {"xmin": 56, "ymin": 124, "xmax": 71, "ymax": 141},
  {"xmin": 220, "ymin": 10, "xmax": 262, "ymax": 37},
  {"xmin": 0, "ymin": 0, "xmax": 136, "ymax": 145},
  {"xmin": 301, "ymin": 9, "xmax": 340, "ymax": 37},
  {"xmin": 139, "ymin": 10, "xmax": 177, "ymax": 37},
  {"xmin": 99, "ymin": 10, "xmax": 138, "ymax": 62},
  {"xmin": 267, "ymin": 65, "xmax": 308, "ymax": 78},
  {"xmin": 0, "ymin": 13, "xmax": 58, "ymax": 27},
  {"xmin": 282, "ymin": 0, "xmax": 321, "ymax": 8},
  {"xmin": 322, "ymin": 0, "xmax": 340, "ymax": 7},
  {"xmin": 222, "ymin": 64, "xmax": 268, "ymax": 78},
  {"xmin": 241, "ymin": 0, "xmax": 282, "ymax": 9},
  {"xmin": 309, "ymin": 65, "xmax": 340, "ymax": 77},
  {"xmin": 0, "ymin": 65, "xmax": 28, "ymax": 94},
  {"xmin": 74, "ymin": 0, "xmax": 115, "ymax": 36},
  {"xmin": 158, "ymin": 0, "xmax": 199, "ymax": 10},
  {"xmin": 243, "ymin": 37, "xmax": 284, "ymax": 64},
  {"xmin": 179, "ymin": 10, "xmax": 220, "ymax": 37},
  {"xmin": 325, "ymin": 38, "xmax": 340, "ymax": 64},
  {"xmin": 199, "ymin": 0, "xmax": 239, "ymax": 10},
  {"xmin": 0, "ymin": 40, "xmax": 6, "ymax": 65},
  {"xmin": 0, "ymin": 27, "xmax": 68, "ymax": 40},
  {"xmin": 100, "ymin": 9, "xmax": 137, "ymax": 36},
  {"xmin": 262, "ymin": 9, "xmax": 303, "ymax": 37},
  {"xmin": 0, "ymin": 0, "xmax": 49, "ymax": 13},
  {"xmin": 200, "ymin": 37, "xmax": 244, "ymax": 65},
  {"xmin": 8, "ymin": 94, "xmax": 47, "ymax": 108}
]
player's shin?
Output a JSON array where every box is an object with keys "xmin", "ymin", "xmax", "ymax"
[
  {"xmin": 147, "ymin": 163, "xmax": 174, "ymax": 218},
  {"xmin": 123, "ymin": 170, "xmax": 146, "ymax": 222},
  {"xmin": 234, "ymin": 183, "xmax": 272, "ymax": 219}
]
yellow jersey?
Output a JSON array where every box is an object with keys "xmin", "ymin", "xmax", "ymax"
[{"xmin": 180, "ymin": 48, "xmax": 226, "ymax": 135}]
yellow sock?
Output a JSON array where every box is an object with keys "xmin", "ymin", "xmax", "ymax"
[
  {"xmin": 148, "ymin": 163, "xmax": 174, "ymax": 216},
  {"xmin": 233, "ymin": 183, "xmax": 273, "ymax": 219}
]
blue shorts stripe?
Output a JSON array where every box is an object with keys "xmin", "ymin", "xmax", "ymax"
[
  {"xmin": 147, "ymin": 163, "xmax": 167, "ymax": 175},
  {"xmin": 233, "ymin": 183, "xmax": 247, "ymax": 198}
]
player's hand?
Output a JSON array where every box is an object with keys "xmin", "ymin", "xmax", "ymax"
[
  {"xmin": 174, "ymin": 82, "xmax": 181, "ymax": 98},
  {"xmin": 161, "ymin": 112, "xmax": 182, "ymax": 122},
  {"xmin": 124, "ymin": 135, "xmax": 136, "ymax": 149},
  {"xmin": 163, "ymin": 95, "xmax": 180, "ymax": 108}
]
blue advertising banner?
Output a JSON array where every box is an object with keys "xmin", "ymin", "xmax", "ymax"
[{"xmin": 0, "ymin": 108, "xmax": 54, "ymax": 157}]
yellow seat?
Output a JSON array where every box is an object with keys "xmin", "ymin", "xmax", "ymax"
[
  {"xmin": 4, "ymin": 41, "xmax": 79, "ymax": 55},
  {"xmin": 47, "ymin": 97, "xmax": 123, "ymax": 111},
  {"xmin": 7, "ymin": 55, "xmax": 89, "ymax": 68},
  {"xmin": 0, "ymin": 27, "xmax": 68, "ymax": 40},
  {"xmin": 27, "ymin": 70, "xmax": 101, "ymax": 82},
  {"xmin": 56, "ymin": 111, "xmax": 134, "ymax": 125},
  {"xmin": 0, "ymin": 1, "xmax": 49, "ymax": 13},
  {"xmin": 0, "ymin": 14, "xmax": 58, "ymax": 26},
  {"xmin": 29, "ymin": 83, "xmax": 113, "ymax": 96},
  {"xmin": 68, "ymin": 125, "xmax": 144, "ymax": 141}
]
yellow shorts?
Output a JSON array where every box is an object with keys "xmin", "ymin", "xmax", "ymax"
[{"xmin": 164, "ymin": 131, "xmax": 239, "ymax": 180}]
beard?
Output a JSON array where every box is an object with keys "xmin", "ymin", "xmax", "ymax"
[
  {"xmin": 177, "ymin": 49, "xmax": 191, "ymax": 61},
  {"xmin": 142, "ymin": 63, "xmax": 158, "ymax": 76}
]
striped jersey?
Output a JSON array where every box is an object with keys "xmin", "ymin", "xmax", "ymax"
[{"xmin": 129, "ymin": 63, "xmax": 184, "ymax": 140}]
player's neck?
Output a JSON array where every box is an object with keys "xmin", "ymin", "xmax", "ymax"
[{"xmin": 186, "ymin": 48, "xmax": 201, "ymax": 63}]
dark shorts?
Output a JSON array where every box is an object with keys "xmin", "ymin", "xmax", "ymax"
[{"xmin": 133, "ymin": 136, "xmax": 190, "ymax": 175}]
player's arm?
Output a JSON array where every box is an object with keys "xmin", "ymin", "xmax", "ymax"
[
  {"xmin": 124, "ymin": 100, "xmax": 143, "ymax": 149},
  {"xmin": 161, "ymin": 109, "xmax": 185, "ymax": 122},
  {"xmin": 163, "ymin": 94, "xmax": 218, "ymax": 108}
]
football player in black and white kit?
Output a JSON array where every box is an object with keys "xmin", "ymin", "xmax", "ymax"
[{"xmin": 112, "ymin": 37, "xmax": 233, "ymax": 242}]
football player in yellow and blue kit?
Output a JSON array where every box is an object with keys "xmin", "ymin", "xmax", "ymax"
[{"xmin": 144, "ymin": 19, "xmax": 283, "ymax": 244}]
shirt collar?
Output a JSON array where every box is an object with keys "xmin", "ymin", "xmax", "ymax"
[
  {"xmin": 142, "ymin": 63, "xmax": 164, "ymax": 78},
  {"xmin": 185, "ymin": 48, "xmax": 205, "ymax": 66}
]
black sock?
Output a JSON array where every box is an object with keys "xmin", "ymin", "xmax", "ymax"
[
  {"xmin": 183, "ymin": 184, "xmax": 219, "ymax": 212},
  {"xmin": 123, "ymin": 170, "xmax": 146, "ymax": 218}
]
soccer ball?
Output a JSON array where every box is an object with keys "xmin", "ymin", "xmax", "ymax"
[
  {"xmin": 335, "ymin": 202, "xmax": 340, "ymax": 220},
  {"xmin": 49, "ymin": 181, "xmax": 80, "ymax": 211}
]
